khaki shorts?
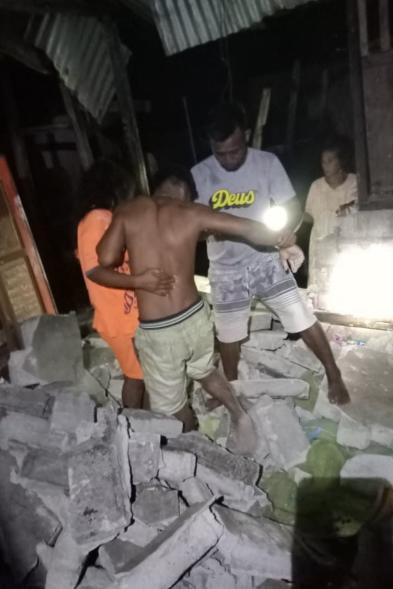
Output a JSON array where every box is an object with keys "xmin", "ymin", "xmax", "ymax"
[{"xmin": 134, "ymin": 300, "xmax": 215, "ymax": 415}]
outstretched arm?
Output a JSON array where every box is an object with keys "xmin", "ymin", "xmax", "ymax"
[{"xmin": 195, "ymin": 204, "xmax": 294, "ymax": 248}]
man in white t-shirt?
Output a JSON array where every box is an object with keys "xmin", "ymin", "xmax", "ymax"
[{"xmin": 192, "ymin": 103, "xmax": 349, "ymax": 405}]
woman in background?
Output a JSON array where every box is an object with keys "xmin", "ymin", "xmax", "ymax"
[{"xmin": 305, "ymin": 137, "xmax": 358, "ymax": 294}]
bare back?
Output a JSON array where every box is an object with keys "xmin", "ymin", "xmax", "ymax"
[{"xmin": 121, "ymin": 196, "xmax": 201, "ymax": 320}]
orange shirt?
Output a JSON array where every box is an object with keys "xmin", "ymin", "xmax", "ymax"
[{"xmin": 77, "ymin": 209, "xmax": 139, "ymax": 337}]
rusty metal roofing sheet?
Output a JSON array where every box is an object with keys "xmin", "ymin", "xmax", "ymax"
[
  {"xmin": 150, "ymin": 0, "xmax": 317, "ymax": 55},
  {"xmin": 30, "ymin": 13, "xmax": 130, "ymax": 122}
]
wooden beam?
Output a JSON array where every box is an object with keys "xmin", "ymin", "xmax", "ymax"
[
  {"xmin": 379, "ymin": 0, "xmax": 391, "ymax": 52},
  {"xmin": 286, "ymin": 59, "xmax": 301, "ymax": 158},
  {"xmin": 105, "ymin": 19, "xmax": 149, "ymax": 194},
  {"xmin": 60, "ymin": 83, "xmax": 94, "ymax": 171},
  {"xmin": 347, "ymin": 0, "xmax": 370, "ymax": 208},
  {"xmin": 356, "ymin": 0, "xmax": 369, "ymax": 56}
]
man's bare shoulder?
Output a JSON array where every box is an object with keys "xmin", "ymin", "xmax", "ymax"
[{"xmin": 114, "ymin": 195, "xmax": 152, "ymax": 217}]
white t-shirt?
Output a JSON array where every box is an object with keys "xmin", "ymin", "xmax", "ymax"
[
  {"xmin": 192, "ymin": 148, "xmax": 295, "ymax": 268},
  {"xmin": 305, "ymin": 173, "xmax": 358, "ymax": 241}
]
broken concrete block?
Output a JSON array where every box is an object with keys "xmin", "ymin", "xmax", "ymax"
[
  {"xmin": 276, "ymin": 340, "xmax": 323, "ymax": 374},
  {"xmin": 119, "ymin": 520, "xmax": 159, "ymax": 546},
  {"xmin": 0, "ymin": 383, "xmax": 52, "ymax": 417},
  {"xmin": 133, "ymin": 484, "xmax": 179, "ymax": 526},
  {"xmin": 167, "ymin": 432, "xmax": 260, "ymax": 486},
  {"xmin": 21, "ymin": 447, "xmax": 69, "ymax": 488},
  {"xmin": 0, "ymin": 450, "xmax": 62, "ymax": 581},
  {"xmin": 370, "ymin": 424, "xmax": 393, "ymax": 448},
  {"xmin": 179, "ymin": 477, "xmax": 212, "ymax": 505},
  {"xmin": 112, "ymin": 500, "xmax": 222, "ymax": 589},
  {"xmin": 0, "ymin": 411, "xmax": 50, "ymax": 450},
  {"xmin": 49, "ymin": 390, "xmax": 95, "ymax": 442},
  {"xmin": 232, "ymin": 378, "xmax": 309, "ymax": 401},
  {"xmin": 253, "ymin": 397, "xmax": 310, "ymax": 469},
  {"xmin": 11, "ymin": 314, "xmax": 84, "ymax": 386},
  {"xmin": 123, "ymin": 408, "xmax": 183, "ymax": 437},
  {"xmin": 8, "ymin": 349, "xmax": 40, "ymax": 386},
  {"xmin": 182, "ymin": 557, "xmax": 244, "ymax": 589},
  {"xmin": 78, "ymin": 567, "xmax": 113, "ymax": 589},
  {"xmin": 258, "ymin": 581, "xmax": 291, "ymax": 589},
  {"xmin": 249, "ymin": 310, "xmax": 273, "ymax": 332},
  {"xmin": 242, "ymin": 349, "xmax": 307, "ymax": 379},
  {"xmin": 238, "ymin": 359, "xmax": 262, "ymax": 380},
  {"xmin": 288, "ymin": 466, "xmax": 312, "ymax": 486},
  {"xmin": 129, "ymin": 433, "xmax": 161, "ymax": 484},
  {"xmin": 341, "ymin": 454, "xmax": 393, "ymax": 487},
  {"xmin": 158, "ymin": 449, "xmax": 196, "ymax": 483},
  {"xmin": 243, "ymin": 330, "xmax": 287, "ymax": 351},
  {"xmin": 45, "ymin": 529, "xmax": 90, "ymax": 589},
  {"xmin": 99, "ymin": 537, "xmax": 143, "ymax": 578},
  {"xmin": 336, "ymin": 414, "xmax": 370, "ymax": 450},
  {"xmin": 68, "ymin": 422, "xmax": 131, "ymax": 545},
  {"xmin": 214, "ymin": 505, "xmax": 291, "ymax": 580}
]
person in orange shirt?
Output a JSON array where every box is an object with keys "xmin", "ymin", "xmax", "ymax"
[{"xmin": 76, "ymin": 160, "xmax": 174, "ymax": 408}]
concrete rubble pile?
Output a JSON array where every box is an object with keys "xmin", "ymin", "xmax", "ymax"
[{"xmin": 2, "ymin": 310, "xmax": 393, "ymax": 588}]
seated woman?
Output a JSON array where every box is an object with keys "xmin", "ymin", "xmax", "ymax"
[{"xmin": 304, "ymin": 137, "xmax": 358, "ymax": 295}]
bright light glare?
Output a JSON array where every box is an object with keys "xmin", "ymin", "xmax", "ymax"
[
  {"xmin": 326, "ymin": 244, "xmax": 393, "ymax": 319},
  {"xmin": 262, "ymin": 205, "xmax": 288, "ymax": 231}
]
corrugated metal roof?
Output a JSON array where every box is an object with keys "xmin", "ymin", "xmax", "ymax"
[
  {"xmin": 29, "ymin": 13, "xmax": 130, "ymax": 122},
  {"xmin": 150, "ymin": 0, "xmax": 317, "ymax": 55}
]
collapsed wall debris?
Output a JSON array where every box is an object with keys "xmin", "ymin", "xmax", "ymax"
[{"xmin": 1, "ymin": 313, "xmax": 393, "ymax": 587}]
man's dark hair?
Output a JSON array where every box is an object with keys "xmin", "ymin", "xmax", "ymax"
[
  {"xmin": 75, "ymin": 159, "xmax": 135, "ymax": 224},
  {"xmin": 206, "ymin": 102, "xmax": 247, "ymax": 142},
  {"xmin": 152, "ymin": 164, "xmax": 198, "ymax": 201},
  {"xmin": 321, "ymin": 136, "xmax": 353, "ymax": 173}
]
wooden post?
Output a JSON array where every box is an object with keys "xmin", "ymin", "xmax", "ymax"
[
  {"xmin": 357, "ymin": 0, "xmax": 369, "ymax": 56},
  {"xmin": 347, "ymin": 0, "xmax": 370, "ymax": 208},
  {"xmin": 60, "ymin": 82, "xmax": 94, "ymax": 171},
  {"xmin": 182, "ymin": 96, "xmax": 197, "ymax": 165},
  {"xmin": 286, "ymin": 60, "xmax": 301, "ymax": 159},
  {"xmin": 105, "ymin": 19, "xmax": 149, "ymax": 194},
  {"xmin": 251, "ymin": 88, "xmax": 271, "ymax": 149},
  {"xmin": 379, "ymin": 0, "xmax": 391, "ymax": 52}
]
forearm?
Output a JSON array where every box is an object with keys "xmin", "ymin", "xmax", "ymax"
[
  {"xmin": 283, "ymin": 197, "xmax": 304, "ymax": 232},
  {"xmin": 87, "ymin": 266, "xmax": 139, "ymax": 290}
]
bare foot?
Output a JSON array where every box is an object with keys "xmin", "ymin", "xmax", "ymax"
[
  {"xmin": 328, "ymin": 376, "xmax": 350, "ymax": 405},
  {"xmin": 226, "ymin": 412, "xmax": 257, "ymax": 457},
  {"xmin": 206, "ymin": 398, "xmax": 223, "ymax": 412}
]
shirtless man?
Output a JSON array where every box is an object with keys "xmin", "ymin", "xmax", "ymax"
[{"xmin": 97, "ymin": 167, "xmax": 297, "ymax": 453}]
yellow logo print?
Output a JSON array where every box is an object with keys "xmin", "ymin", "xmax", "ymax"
[{"xmin": 210, "ymin": 189, "xmax": 255, "ymax": 210}]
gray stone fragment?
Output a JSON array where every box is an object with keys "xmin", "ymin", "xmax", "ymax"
[
  {"xmin": 68, "ymin": 421, "xmax": 131, "ymax": 545},
  {"xmin": 0, "ymin": 383, "xmax": 52, "ymax": 417},
  {"xmin": 8, "ymin": 350, "xmax": 40, "ymax": 386},
  {"xmin": 242, "ymin": 349, "xmax": 307, "ymax": 379},
  {"xmin": 258, "ymin": 581, "xmax": 291, "ymax": 589},
  {"xmin": 45, "ymin": 529, "xmax": 90, "ymax": 589},
  {"xmin": 11, "ymin": 314, "xmax": 84, "ymax": 386},
  {"xmin": 50, "ymin": 390, "xmax": 95, "ymax": 435},
  {"xmin": 179, "ymin": 477, "xmax": 212, "ymax": 505},
  {"xmin": 276, "ymin": 340, "xmax": 323, "ymax": 373},
  {"xmin": 0, "ymin": 450, "xmax": 62, "ymax": 581},
  {"xmin": 340, "ymin": 454, "xmax": 393, "ymax": 488},
  {"xmin": 167, "ymin": 432, "xmax": 260, "ymax": 486},
  {"xmin": 133, "ymin": 484, "xmax": 179, "ymax": 526},
  {"xmin": 243, "ymin": 330, "xmax": 287, "ymax": 351},
  {"xmin": 78, "ymin": 567, "xmax": 113, "ymax": 589},
  {"xmin": 196, "ymin": 464, "xmax": 268, "ymax": 514},
  {"xmin": 21, "ymin": 447, "xmax": 69, "ymax": 488},
  {"xmin": 214, "ymin": 505, "xmax": 292, "ymax": 580},
  {"xmin": 119, "ymin": 520, "xmax": 159, "ymax": 546},
  {"xmin": 232, "ymin": 378, "xmax": 309, "ymax": 401},
  {"xmin": 113, "ymin": 500, "xmax": 222, "ymax": 589},
  {"xmin": 99, "ymin": 537, "xmax": 143, "ymax": 578},
  {"xmin": 158, "ymin": 449, "xmax": 196, "ymax": 483},
  {"xmin": 123, "ymin": 408, "xmax": 183, "ymax": 437},
  {"xmin": 0, "ymin": 411, "xmax": 49, "ymax": 450},
  {"xmin": 129, "ymin": 433, "xmax": 161, "ymax": 484},
  {"xmin": 181, "ymin": 557, "xmax": 245, "ymax": 589},
  {"xmin": 336, "ymin": 414, "xmax": 370, "ymax": 450}
]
